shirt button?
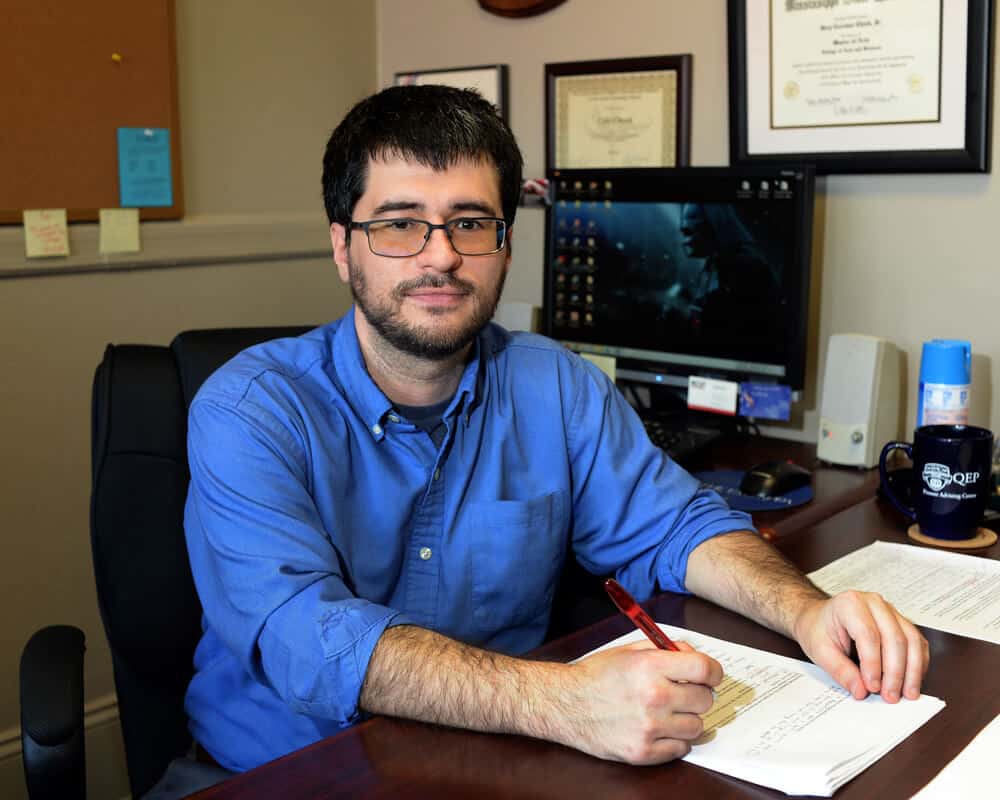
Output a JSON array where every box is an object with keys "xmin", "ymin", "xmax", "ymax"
[
  {"xmin": 372, "ymin": 423, "xmax": 383, "ymax": 435},
  {"xmin": 388, "ymin": 414, "xmax": 400, "ymax": 423},
  {"xmin": 433, "ymin": 468, "xmax": 441, "ymax": 481},
  {"xmin": 419, "ymin": 546, "xmax": 433, "ymax": 561}
]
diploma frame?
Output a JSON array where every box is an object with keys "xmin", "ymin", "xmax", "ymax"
[
  {"xmin": 545, "ymin": 55, "xmax": 692, "ymax": 170},
  {"xmin": 728, "ymin": 0, "xmax": 993, "ymax": 174},
  {"xmin": 394, "ymin": 64, "xmax": 509, "ymax": 122}
]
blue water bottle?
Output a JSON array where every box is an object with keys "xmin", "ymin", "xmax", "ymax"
[{"xmin": 916, "ymin": 339, "xmax": 971, "ymax": 426}]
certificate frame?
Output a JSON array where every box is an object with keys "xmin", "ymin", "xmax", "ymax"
[
  {"xmin": 728, "ymin": 0, "xmax": 993, "ymax": 174},
  {"xmin": 545, "ymin": 55, "xmax": 692, "ymax": 171},
  {"xmin": 394, "ymin": 64, "xmax": 509, "ymax": 122}
]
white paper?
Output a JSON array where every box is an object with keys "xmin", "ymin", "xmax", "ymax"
[
  {"xmin": 808, "ymin": 541, "xmax": 1000, "ymax": 645},
  {"xmin": 770, "ymin": 0, "xmax": 942, "ymax": 128},
  {"xmin": 911, "ymin": 713, "xmax": 1000, "ymax": 799},
  {"xmin": 582, "ymin": 625, "xmax": 944, "ymax": 796},
  {"xmin": 743, "ymin": 0, "xmax": 968, "ymax": 154}
]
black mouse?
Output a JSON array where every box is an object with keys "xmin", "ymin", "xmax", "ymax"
[{"xmin": 739, "ymin": 460, "xmax": 812, "ymax": 497}]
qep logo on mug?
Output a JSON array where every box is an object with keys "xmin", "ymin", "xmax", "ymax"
[
  {"xmin": 921, "ymin": 462, "xmax": 981, "ymax": 495},
  {"xmin": 921, "ymin": 463, "xmax": 952, "ymax": 492}
]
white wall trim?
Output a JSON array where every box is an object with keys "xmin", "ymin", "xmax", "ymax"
[{"xmin": 0, "ymin": 692, "xmax": 119, "ymax": 761}]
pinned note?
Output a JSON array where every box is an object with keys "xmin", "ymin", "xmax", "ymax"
[
  {"xmin": 99, "ymin": 208, "xmax": 141, "ymax": 254},
  {"xmin": 23, "ymin": 209, "xmax": 70, "ymax": 258},
  {"xmin": 117, "ymin": 127, "xmax": 173, "ymax": 207}
]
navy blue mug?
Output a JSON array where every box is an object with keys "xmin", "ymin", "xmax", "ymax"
[{"xmin": 879, "ymin": 425, "xmax": 994, "ymax": 540}]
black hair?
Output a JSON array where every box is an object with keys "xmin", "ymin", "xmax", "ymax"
[{"xmin": 321, "ymin": 84, "xmax": 524, "ymax": 227}]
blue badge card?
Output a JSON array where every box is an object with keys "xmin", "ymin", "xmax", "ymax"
[
  {"xmin": 117, "ymin": 128, "xmax": 173, "ymax": 207},
  {"xmin": 738, "ymin": 383, "xmax": 792, "ymax": 421}
]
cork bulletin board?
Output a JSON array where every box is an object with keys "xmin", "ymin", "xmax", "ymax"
[{"xmin": 1, "ymin": 0, "xmax": 183, "ymax": 223}]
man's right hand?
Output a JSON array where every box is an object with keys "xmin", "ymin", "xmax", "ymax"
[{"xmin": 559, "ymin": 640, "xmax": 722, "ymax": 765}]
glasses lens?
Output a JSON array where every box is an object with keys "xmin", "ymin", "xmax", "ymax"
[
  {"xmin": 366, "ymin": 219, "xmax": 430, "ymax": 257},
  {"xmin": 449, "ymin": 218, "xmax": 505, "ymax": 255}
]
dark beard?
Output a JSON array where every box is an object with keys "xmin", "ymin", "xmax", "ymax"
[{"xmin": 349, "ymin": 261, "xmax": 506, "ymax": 359}]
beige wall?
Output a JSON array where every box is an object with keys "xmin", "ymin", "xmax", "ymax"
[
  {"xmin": 378, "ymin": 0, "xmax": 1000, "ymax": 437},
  {"xmin": 0, "ymin": 2, "xmax": 374, "ymax": 797}
]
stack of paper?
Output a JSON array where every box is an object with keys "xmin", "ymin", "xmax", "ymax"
[
  {"xmin": 808, "ymin": 540, "xmax": 1000, "ymax": 645},
  {"xmin": 583, "ymin": 626, "xmax": 944, "ymax": 797}
]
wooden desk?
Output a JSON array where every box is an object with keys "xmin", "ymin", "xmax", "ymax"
[{"xmin": 188, "ymin": 485, "xmax": 1000, "ymax": 798}]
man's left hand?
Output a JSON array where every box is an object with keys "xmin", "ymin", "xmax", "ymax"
[{"xmin": 793, "ymin": 591, "xmax": 929, "ymax": 702}]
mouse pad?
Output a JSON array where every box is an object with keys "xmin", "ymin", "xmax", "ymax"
[{"xmin": 693, "ymin": 470, "xmax": 813, "ymax": 512}]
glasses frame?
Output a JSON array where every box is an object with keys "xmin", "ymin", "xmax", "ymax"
[{"xmin": 349, "ymin": 216, "xmax": 508, "ymax": 258}]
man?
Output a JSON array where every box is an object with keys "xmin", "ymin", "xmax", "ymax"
[{"xmin": 183, "ymin": 85, "xmax": 928, "ymax": 775}]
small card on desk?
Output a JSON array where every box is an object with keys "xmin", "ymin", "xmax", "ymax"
[{"xmin": 687, "ymin": 376, "xmax": 738, "ymax": 415}]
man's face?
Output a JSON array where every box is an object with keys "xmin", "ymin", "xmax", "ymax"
[
  {"xmin": 331, "ymin": 155, "xmax": 510, "ymax": 360},
  {"xmin": 680, "ymin": 203, "xmax": 714, "ymax": 259}
]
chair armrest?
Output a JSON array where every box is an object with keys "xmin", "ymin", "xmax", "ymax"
[{"xmin": 20, "ymin": 625, "xmax": 86, "ymax": 800}]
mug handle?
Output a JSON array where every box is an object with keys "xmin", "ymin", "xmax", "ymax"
[{"xmin": 879, "ymin": 441, "xmax": 916, "ymax": 521}]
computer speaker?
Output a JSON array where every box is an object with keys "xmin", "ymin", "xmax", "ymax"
[{"xmin": 817, "ymin": 333, "xmax": 902, "ymax": 468}]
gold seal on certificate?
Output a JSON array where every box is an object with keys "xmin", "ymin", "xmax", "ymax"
[{"xmin": 546, "ymin": 55, "xmax": 691, "ymax": 170}]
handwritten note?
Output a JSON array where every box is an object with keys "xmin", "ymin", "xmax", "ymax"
[
  {"xmin": 23, "ymin": 209, "xmax": 70, "ymax": 258},
  {"xmin": 99, "ymin": 208, "xmax": 141, "ymax": 254}
]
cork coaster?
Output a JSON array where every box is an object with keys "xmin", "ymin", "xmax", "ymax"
[{"xmin": 907, "ymin": 524, "xmax": 997, "ymax": 550}]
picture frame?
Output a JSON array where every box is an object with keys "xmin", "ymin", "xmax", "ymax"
[
  {"xmin": 394, "ymin": 64, "xmax": 509, "ymax": 122},
  {"xmin": 545, "ymin": 55, "xmax": 692, "ymax": 171},
  {"xmin": 727, "ymin": 0, "xmax": 993, "ymax": 174}
]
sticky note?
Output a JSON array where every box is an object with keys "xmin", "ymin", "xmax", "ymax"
[
  {"xmin": 99, "ymin": 208, "xmax": 141, "ymax": 254},
  {"xmin": 581, "ymin": 352, "xmax": 617, "ymax": 383},
  {"xmin": 117, "ymin": 127, "xmax": 173, "ymax": 207},
  {"xmin": 23, "ymin": 209, "xmax": 70, "ymax": 258}
]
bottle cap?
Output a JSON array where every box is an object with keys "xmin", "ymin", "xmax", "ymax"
[{"xmin": 919, "ymin": 339, "xmax": 971, "ymax": 385}]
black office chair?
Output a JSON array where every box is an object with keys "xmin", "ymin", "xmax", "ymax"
[{"xmin": 19, "ymin": 326, "xmax": 313, "ymax": 800}]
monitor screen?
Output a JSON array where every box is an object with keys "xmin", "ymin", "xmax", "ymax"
[{"xmin": 542, "ymin": 166, "xmax": 815, "ymax": 391}]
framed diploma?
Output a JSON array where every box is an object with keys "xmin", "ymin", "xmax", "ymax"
[
  {"xmin": 728, "ymin": 0, "xmax": 992, "ymax": 173},
  {"xmin": 394, "ymin": 64, "xmax": 509, "ymax": 122},
  {"xmin": 545, "ymin": 55, "xmax": 692, "ymax": 170}
]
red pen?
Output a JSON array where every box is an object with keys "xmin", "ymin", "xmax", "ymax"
[{"xmin": 604, "ymin": 578, "xmax": 679, "ymax": 652}]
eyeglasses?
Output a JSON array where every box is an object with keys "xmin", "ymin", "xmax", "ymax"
[{"xmin": 349, "ymin": 217, "xmax": 508, "ymax": 258}]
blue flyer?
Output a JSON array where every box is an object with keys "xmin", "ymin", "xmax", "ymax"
[
  {"xmin": 738, "ymin": 382, "xmax": 792, "ymax": 421},
  {"xmin": 117, "ymin": 127, "xmax": 173, "ymax": 207}
]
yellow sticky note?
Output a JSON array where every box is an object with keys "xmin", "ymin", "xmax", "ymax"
[
  {"xmin": 99, "ymin": 208, "xmax": 141, "ymax": 254},
  {"xmin": 23, "ymin": 209, "xmax": 70, "ymax": 258},
  {"xmin": 581, "ymin": 352, "xmax": 617, "ymax": 383}
]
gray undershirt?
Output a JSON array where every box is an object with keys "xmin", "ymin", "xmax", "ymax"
[{"xmin": 393, "ymin": 397, "xmax": 452, "ymax": 448}]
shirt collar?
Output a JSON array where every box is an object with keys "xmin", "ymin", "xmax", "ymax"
[{"xmin": 329, "ymin": 306, "xmax": 499, "ymax": 437}]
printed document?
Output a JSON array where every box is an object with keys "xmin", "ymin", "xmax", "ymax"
[
  {"xmin": 808, "ymin": 541, "xmax": 1000, "ymax": 645},
  {"xmin": 582, "ymin": 626, "xmax": 944, "ymax": 797}
]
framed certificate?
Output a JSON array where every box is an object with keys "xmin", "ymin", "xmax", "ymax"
[
  {"xmin": 545, "ymin": 55, "xmax": 692, "ymax": 170},
  {"xmin": 728, "ymin": 0, "xmax": 992, "ymax": 173},
  {"xmin": 394, "ymin": 64, "xmax": 509, "ymax": 122}
]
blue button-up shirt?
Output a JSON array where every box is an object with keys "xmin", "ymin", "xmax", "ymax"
[{"xmin": 184, "ymin": 308, "xmax": 753, "ymax": 771}]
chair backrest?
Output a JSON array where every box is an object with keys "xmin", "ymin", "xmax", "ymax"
[{"xmin": 90, "ymin": 325, "xmax": 312, "ymax": 798}]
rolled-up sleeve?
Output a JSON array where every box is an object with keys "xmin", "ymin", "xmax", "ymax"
[
  {"xmin": 185, "ymin": 395, "xmax": 412, "ymax": 724},
  {"xmin": 563, "ymin": 359, "xmax": 755, "ymax": 599}
]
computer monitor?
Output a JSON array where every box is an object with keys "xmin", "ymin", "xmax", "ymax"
[{"xmin": 541, "ymin": 166, "xmax": 815, "ymax": 395}]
